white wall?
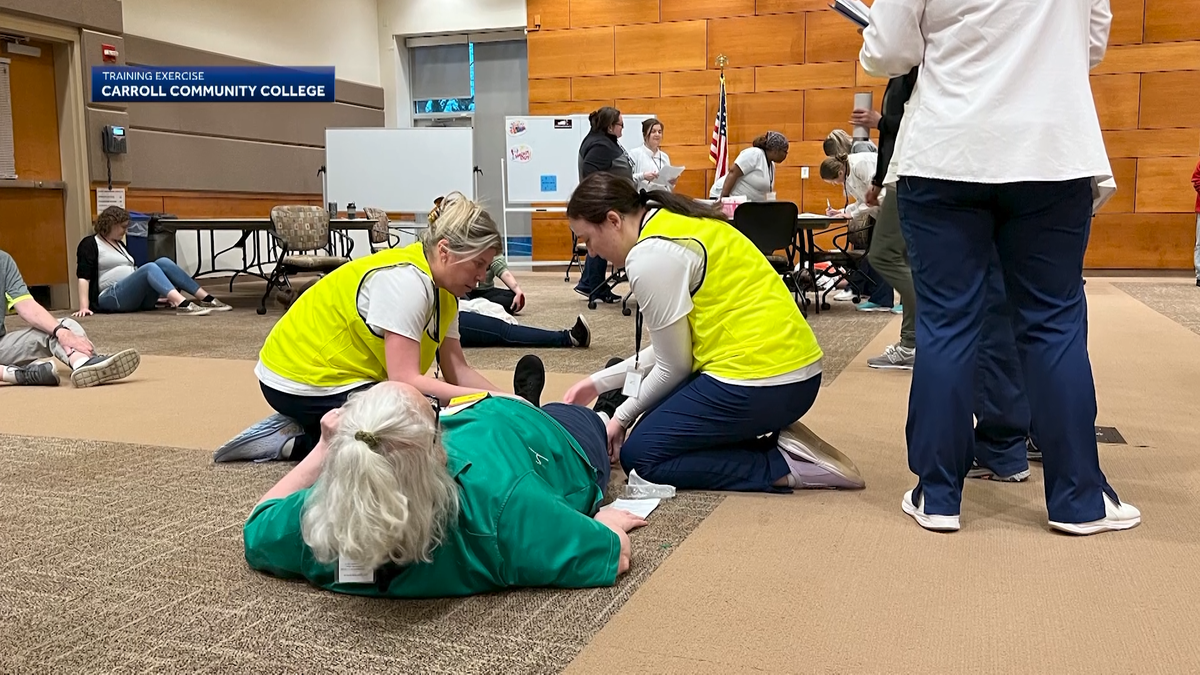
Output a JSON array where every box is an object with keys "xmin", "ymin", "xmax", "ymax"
[{"xmin": 121, "ymin": 0, "xmax": 383, "ymax": 86}]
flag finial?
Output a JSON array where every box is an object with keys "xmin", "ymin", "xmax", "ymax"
[{"xmin": 715, "ymin": 54, "xmax": 728, "ymax": 70}]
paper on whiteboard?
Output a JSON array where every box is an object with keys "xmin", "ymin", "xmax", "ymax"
[
  {"xmin": 603, "ymin": 498, "xmax": 661, "ymax": 520},
  {"xmin": 651, "ymin": 165, "xmax": 685, "ymax": 186}
]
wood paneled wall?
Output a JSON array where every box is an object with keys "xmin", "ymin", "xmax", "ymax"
[{"xmin": 526, "ymin": 0, "xmax": 1200, "ymax": 269}]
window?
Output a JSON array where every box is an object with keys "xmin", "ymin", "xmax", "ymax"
[
  {"xmin": 0, "ymin": 59, "xmax": 16, "ymax": 179},
  {"xmin": 414, "ymin": 42, "xmax": 474, "ymax": 115}
]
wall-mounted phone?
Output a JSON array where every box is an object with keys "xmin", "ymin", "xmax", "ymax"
[{"xmin": 102, "ymin": 125, "xmax": 127, "ymax": 155}]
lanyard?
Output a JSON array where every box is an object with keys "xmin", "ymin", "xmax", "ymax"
[
  {"xmin": 634, "ymin": 309, "xmax": 643, "ymax": 370},
  {"xmin": 430, "ymin": 286, "xmax": 442, "ymax": 379}
]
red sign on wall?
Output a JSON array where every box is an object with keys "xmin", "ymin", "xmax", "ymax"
[{"xmin": 102, "ymin": 44, "xmax": 118, "ymax": 63}]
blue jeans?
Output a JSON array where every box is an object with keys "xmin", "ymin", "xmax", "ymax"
[
  {"xmin": 458, "ymin": 312, "xmax": 572, "ymax": 348},
  {"xmin": 849, "ymin": 258, "xmax": 895, "ymax": 306},
  {"xmin": 898, "ymin": 176, "xmax": 1116, "ymax": 523},
  {"xmin": 974, "ymin": 252, "xmax": 1031, "ymax": 477},
  {"xmin": 575, "ymin": 254, "xmax": 609, "ymax": 294},
  {"xmin": 96, "ymin": 258, "xmax": 201, "ymax": 312},
  {"xmin": 620, "ymin": 372, "xmax": 822, "ymax": 493}
]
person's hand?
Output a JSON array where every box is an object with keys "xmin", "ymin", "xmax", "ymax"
[
  {"xmin": 57, "ymin": 330, "xmax": 94, "ymax": 358},
  {"xmin": 850, "ymin": 108, "xmax": 882, "ymax": 130},
  {"xmin": 605, "ymin": 417, "xmax": 626, "ymax": 463},
  {"xmin": 668, "ymin": 178, "xmax": 678, "ymax": 187},
  {"xmin": 826, "ymin": 207, "xmax": 846, "ymax": 218},
  {"xmin": 594, "ymin": 507, "xmax": 648, "ymax": 534},
  {"xmin": 72, "ymin": 308, "xmax": 93, "ymax": 318},
  {"xmin": 563, "ymin": 378, "xmax": 599, "ymax": 406},
  {"xmin": 643, "ymin": 170, "xmax": 659, "ymax": 182},
  {"xmin": 865, "ymin": 184, "xmax": 881, "ymax": 207},
  {"xmin": 511, "ymin": 290, "xmax": 526, "ymax": 313},
  {"xmin": 319, "ymin": 408, "xmax": 343, "ymax": 442}
]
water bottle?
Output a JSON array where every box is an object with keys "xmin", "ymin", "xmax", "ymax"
[{"xmin": 621, "ymin": 470, "xmax": 676, "ymax": 500}]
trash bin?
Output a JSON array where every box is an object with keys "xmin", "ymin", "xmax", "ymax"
[
  {"xmin": 125, "ymin": 211, "xmax": 152, "ymax": 266},
  {"xmin": 147, "ymin": 214, "xmax": 178, "ymax": 264}
]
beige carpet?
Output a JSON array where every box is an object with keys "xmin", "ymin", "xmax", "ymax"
[{"xmin": 4, "ymin": 275, "xmax": 1197, "ymax": 673}]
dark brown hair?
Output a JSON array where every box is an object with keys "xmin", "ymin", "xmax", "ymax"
[
  {"xmin": 641, "ymin": 117, "xmax": 663, "ymax": 139},
  {"xmin": 567, "ymin": 172, "xmax": 724, "ymax": 225},
  {"xmin": 589, "ymin": 106, "xmax": 622, "ymax": 133},
  {"xmin": 94, "ymin": 206, "xmax": 130, "ymax": 236}
]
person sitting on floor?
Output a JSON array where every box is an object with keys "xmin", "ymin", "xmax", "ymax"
[
  {"xmin": 74, "ymin": 206, "xmax": 230, "ymax": 317},
  {"xmin": 0, "ymin": 248, "xmax": 140, "ymax": 387},
  {"xmin": 214, "ymin": 192, "xmax": 521, "ymax": 464},
  {"xmin": 563, "ymin": 172, "xmax": 865, "ymax": 493},
  {"xmin": 465, "ymin": 255, "xmax": 525, "ymax": 315},
  {"xmin": 459, "ymin": 298, "xmax": 591, "ymax": 350},
  {"xmin": 243, "ymin": 356, "xmax": 648, "ymax": 597}
]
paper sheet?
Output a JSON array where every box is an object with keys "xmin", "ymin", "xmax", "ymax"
[
  {"xmin": 603, "ymin": 498, "xmax": 661, "ymax": 520},
  {"xmin": 651, "ymin": 164, "xmax": 685, "ymax": 186}
]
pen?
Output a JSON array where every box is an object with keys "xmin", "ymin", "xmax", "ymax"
[{"xmin": 826, "ymin": 199, "xmax": 832, "ymax": 211}]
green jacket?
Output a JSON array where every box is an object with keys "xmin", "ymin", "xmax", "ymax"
[{"xmin": 243, "ymin": 397, "xmax": 618, "ymax": 597}]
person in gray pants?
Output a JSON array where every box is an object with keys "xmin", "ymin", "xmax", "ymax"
[
  {"xmin": 850, "ymin": 68, "xmax": 919, "ymax": 370},
  {"xmin": 1, "ymin": 249, "xmax": 140, "ymax": 387}
]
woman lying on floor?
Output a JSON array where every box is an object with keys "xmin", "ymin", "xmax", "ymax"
[
  {"xmin": 215, "ymin": 193, "xmax": 516, "ymax": 463},
  {"xmin": 563, "ymin": 172, "xmax": 866, "ymax": 493},
  {"xmin": 243, "ymin": 361, "xmax": 648, "ymax": 597},
  {"xmin": 458, "ymin": 298, "xmax": 591, "ymax": 349}
]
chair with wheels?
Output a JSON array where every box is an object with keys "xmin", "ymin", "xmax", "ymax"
[
  {"xmin": 731, "ymin": 201, "xmax": 809, "ymax": 315},
  {"xmin": 808, "ymin": 216, "xmax": 876, "ymax": 312},
  {"xmin": 257, "ymin": 205, "xmax": 349, "ymax": 315},
  {"xmin": 565, "ymin": 233, "xmax": 587, "ymax": 282}
]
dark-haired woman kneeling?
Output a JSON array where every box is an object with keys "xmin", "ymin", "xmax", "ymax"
[{"xmin": 562, "ymin": 172, "xmax": 865, "ymax": 493}]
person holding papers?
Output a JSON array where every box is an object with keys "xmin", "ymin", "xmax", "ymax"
[
  {"xmin": 862, "ymin": 0, "xmax": 1139, "ymax": 534},
  {"xmin": 630, "ymin": 118, "xmax": 676, "ymax": 193},
  {"xmin": 563, "ymin": 172, "xmax": 865, "ymax": 494},
  {"xmin": 244, "ymin": 364, "xmax": 649, "ymax": 598},
  {"xmin": 709, "ymin": 131, "xmax": 789, "ymax": 201}
]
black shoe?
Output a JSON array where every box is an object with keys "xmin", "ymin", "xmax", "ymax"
[
  {"xmin": 595, "ymin": 291, "xmax": 621, "ymax": 304},
  {"xmin": 593, "ymin": 357, "xmax": 628, "ymax": 418},
  {"xmin": 513, "ymin": 355, "xmax": 545, "ymax": 407},
  {"xmin": 12, "ymin": 362, "xmax": 59, "ymax": 386},
  {"xmin": 569, "ymin": 314, "xmax": 591, "ymax": 348},
  {"xmin": 1026, "ymin": 436, "xmax": 1042, "ymax": 462}
]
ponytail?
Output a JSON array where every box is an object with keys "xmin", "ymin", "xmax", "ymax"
[
  {"xmin": 567, "ymin": 172, "xmax": 724, "ymax": 224},
  {"xmin": 422, "ymin": 192, "xmax": 502, "ymax": 259},
  {"xmin": 819, "ymin": 154, "xmax": 849, "ymax": 181}
]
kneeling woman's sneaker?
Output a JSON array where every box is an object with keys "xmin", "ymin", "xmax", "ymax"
[
  {"xmin": 213, "ymin": 413, "xmax": 304, "ymax": 463},
  {"xmin": 776, "ymin": 421, "xmax": 865, "ymax": 489}
]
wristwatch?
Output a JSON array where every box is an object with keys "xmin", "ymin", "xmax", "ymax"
[{"xmin": 52, "ymin": 323, "xmax": 70, "ymax": 339}]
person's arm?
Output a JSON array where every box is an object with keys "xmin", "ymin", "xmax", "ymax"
[
  {"xmin": 74, "ymin": 237, "xmax": 97, "ymax": 315},
  {"xmin": 611, "ymin": 319, "xmax": 693, "ymax": 428},
  {"xmin": 74, "ymin": 279, "xmax": 92, "ymax": 316},
  {"xmin": 10, "ymin": 297, "xmax": 94, "ymax": 357},
  {"xmin": 844, "ymin": 159, "xmax": 880, "ymax": 219},
  {"xmin": 719, "ymin": 164, "xmax": 745, "ymax": 198},
  {"xmin": 1090, "ymin": 0, "xmax": 1113, "ymax": 70},
  {"xmin": 255, "ymin": 411, "xmax": 336, "ymax": 506},
  {"xmin": 383, "ymin": 332, "xmax": 494, "ymax": 405},
  {"xmin": 581, "ymin": 143, "xmax": 617, "ymax": 177},
  {"xmin": 498, "ymin": 270, "xmax": 525, "ymax": 311},
  {"xmin": 436, "ymin": 337, "xmax": 501, "ymax": 392},
  {"xmin": 860, "ymin": 0, "xmax": 927, "ymax": 78}
]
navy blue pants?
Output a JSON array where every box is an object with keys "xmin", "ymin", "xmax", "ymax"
[
  {"xmin": 543, "ymin": 403, "xmax": 611, "ymax": 497},
  {"xmin": 620, "ymin": 372, "xmax": 821, "ymax": 492},
  {"xmin": 458, "ymin": 312, "xmax": 572, "ymax": 348},
  {"xmin": 849, "ymin": 258, "xmax": 896, "ymax": 307},
  {"xmin": 898, "ymin": 176, "xmax": 1116, "ymax": 523},
  {"xmin": 973, "ymin": 251, "xmax": 1032, "ymax": 477}
]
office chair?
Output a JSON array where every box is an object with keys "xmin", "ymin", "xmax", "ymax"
[{"xmin": 732, "ymin": 201, "xmax": 809, "ymax": 314}]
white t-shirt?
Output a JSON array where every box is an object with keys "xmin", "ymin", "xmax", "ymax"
[
  {"xmin": 96, "ymin": 236, "xmax": 136, "ymax": 291},
  {"xmin": 631, "ymin": 146, "xmax": 672, "ymax": 193},
  {"xmin": 709, "ymin": 147, "xmax": 774, "ymax": 201},
  {"xmin": 255, "ymin": 265, "xmax": 460, "ymax": 396}
]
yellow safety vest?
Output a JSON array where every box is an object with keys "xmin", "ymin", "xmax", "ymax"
[
  {"xmin": 636, "ymin": 209, "xmax": 822, "ymax": 380},
  {"xmin": 259, "ymin": 243, "xmax": 457, "ymax": 388}
]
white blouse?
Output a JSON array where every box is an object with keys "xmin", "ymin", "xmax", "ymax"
[
  {"xmin": 709, "ymin": 147, "xmax": 774, "ymax": 201},
  {"xmin": 631, "ymin": 145, "xmax": 672, "ymax": 193}
]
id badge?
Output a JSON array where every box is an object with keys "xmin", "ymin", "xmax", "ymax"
[
  {"xmin": 622, "ymin": 370, "xmax": 642, "ymax": 398},
  {"xmin": 337, "ymin": 557, "xmax": 375, "ymax": 584}
]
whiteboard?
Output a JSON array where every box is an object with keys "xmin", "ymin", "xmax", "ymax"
[
  {"xmin": 504, "ymin": 113, "xmax": 653, "ymax": 204},
  {"xmin": 326, "ymin": 128, "xmax": 474, "ymax": 213}
]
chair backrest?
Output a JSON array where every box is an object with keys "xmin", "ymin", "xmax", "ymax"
[
  {"xmin": 363, "ymin": 207, "xmax": 390, "ymax": 245},
  {"xmin": 732, "ymin": 201, "xmax": 799, "ymax": 257},
  {"xmin": 270, "ymin": 205, "xmax": 330, "ymax": 252}
]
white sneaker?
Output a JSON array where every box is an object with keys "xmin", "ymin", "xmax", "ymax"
[
  {"xmin": 777, "ymin": 421, "xmax": 865, "ymax": 489},
  {"xmin": 1048, "ymin": 492, "xmax": 1141, "ymax": 535},
  {"xmin": 901, "ymin": 489, "xmax": 961, "ymax": 532},
  {"xmin": 833, "ymin": 288, "xmax": 855, "ymax": 302}
]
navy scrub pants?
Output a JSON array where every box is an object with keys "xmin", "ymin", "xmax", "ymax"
[{"xmin": 897, "ymin": 176, "xmax": 1118, "ymax": 523}]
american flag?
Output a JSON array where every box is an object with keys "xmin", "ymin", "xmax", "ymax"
[{"xmin": 709, "ymin": 72, "xmax": 729, "ymax": 179}]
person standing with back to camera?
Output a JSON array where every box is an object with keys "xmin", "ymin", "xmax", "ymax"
[
  {"xmin": 862, "ymin": 0, "xmax": 1139, "ymax": 534},
  {"xmin": 563, "ymin": 172, "xmax": 865, "ymax": 494},
  {"xmin": 574, "ymin": 106, "xmax": 633, "ymax": 305}
]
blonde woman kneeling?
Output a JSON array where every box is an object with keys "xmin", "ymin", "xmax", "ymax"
[{"xmin": 243, "ymin": 379, "xmax": 647, "ymax": 597}]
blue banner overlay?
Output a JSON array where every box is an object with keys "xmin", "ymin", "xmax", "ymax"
[{"xmin": 91, "ymin": 66, "xmax": 335, "ymax": 103}]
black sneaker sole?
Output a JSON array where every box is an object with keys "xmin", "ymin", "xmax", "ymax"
[
  {"xmin": 70, "ymin": 349, "xmax": 140, "ymax": 388},
  {"xmin": 513, "ymin": 355, "xmax": 546, "ymax": 407}
]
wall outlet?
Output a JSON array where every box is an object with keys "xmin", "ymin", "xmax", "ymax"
[{"xmin": 801, "ymin": 166, "xmax": 810, "ymax": 179}]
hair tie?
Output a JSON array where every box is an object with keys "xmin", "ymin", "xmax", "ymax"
[
  {"xmin": 638, "ymin": 189, "xmax": 653, "ymax": 205},
  {"xmin": 354, "ymin": 430, "xmax": 379, "ymax": 450}
]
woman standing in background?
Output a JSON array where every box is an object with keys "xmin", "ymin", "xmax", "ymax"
[
  {"xmin": 630, "ymin": 118, "xmax": 674, "ymax": 194},
  {"xmin": 574, "ymin": 106, "xmax": 632, "ymax": 305},
  {"xmin": 709, "ymin": 131, "xmax": 789, "ymax": 201}
]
